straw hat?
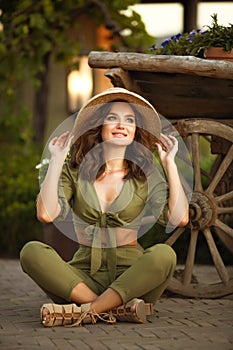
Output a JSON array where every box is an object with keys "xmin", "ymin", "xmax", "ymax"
[{"xmin": 72, "ymin": 87, "xmax": 161, "ymax": 139}]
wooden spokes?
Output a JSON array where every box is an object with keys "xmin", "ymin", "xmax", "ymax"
[
  {"xmin": 206, "ymin": 145, "xmax": 233, "ymax": 195},
  {"xmin": 166, "ymin": 119, "xmax": 233, "ymax": 298},
  {"xmin": 191, "ymin": 134, "xmax": 203, "ymax": 192}
]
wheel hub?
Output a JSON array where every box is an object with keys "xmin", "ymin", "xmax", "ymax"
[{"xmin": 189, "ymin": 192, "xmax": 217, "ymax": 230}]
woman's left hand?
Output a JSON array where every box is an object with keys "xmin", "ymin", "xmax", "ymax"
[{"xmin": 156, "ymin": 133, "xmax": 178, "ymax": 165}]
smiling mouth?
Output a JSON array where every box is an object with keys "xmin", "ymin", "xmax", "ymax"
[{"xmin": 112, "ymin": 133, "xmax": 127, "ymax": 137}]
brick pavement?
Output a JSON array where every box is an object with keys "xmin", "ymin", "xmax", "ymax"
[{"xmin": 0, "ymin": 259, "xmax": 233, "ymax": 350}]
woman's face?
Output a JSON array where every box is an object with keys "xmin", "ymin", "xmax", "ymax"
[{"xmin": 101, "ymin": 102, "xmax": 136, "ymax": 146}]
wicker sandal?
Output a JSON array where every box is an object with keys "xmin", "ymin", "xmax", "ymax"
[
  {"xmin": 111, "ymin": 298, "xmax": 153, "ymax": 323},
  {"xmin": 40, "ymin": 302, "xmax": 116, "ymax": 327}
]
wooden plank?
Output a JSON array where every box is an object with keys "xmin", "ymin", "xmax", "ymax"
[
  {"xmin": 102, "ymin": 68, "xmax": 233, "ymax": 118},
  {"xmin": 89, "ymin": 52, "xmax": 233, "ymax": 119},
  {"xmin": 149, "ymin": 98, "xmax": 233, "ymax": 119},
  {"xmin": 136, "ymin": 88, "xmax": 233, "ymax": 119},
  {"xmin": 89, "ymin": 51, "xmax": 233, "ymax": 80},
  {"xmin": 131, "ymin": 71, "xmax": 233, "ymax": 98}
]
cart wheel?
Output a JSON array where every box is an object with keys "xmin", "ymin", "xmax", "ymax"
[{"xmin": 166, "ymin": 119, "xmax": 233, "ymax": 298}]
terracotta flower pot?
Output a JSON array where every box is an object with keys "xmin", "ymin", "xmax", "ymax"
[{"xmin": 204, "ymin": 47, "xmax": 233, "ymax": 62}]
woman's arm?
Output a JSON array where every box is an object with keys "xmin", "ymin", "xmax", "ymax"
[
  {"xmin": 37, "ymin": 132, "xmax": 73, "ymax": 223},
  {"xmin": 157, "ymin": 134, "xmax": 189, "ymax": 227}
]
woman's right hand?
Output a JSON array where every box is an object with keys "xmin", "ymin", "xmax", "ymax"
[
  {"xmin": 48, "ymin": 132, "xmax": 74, "ymax": 162},
  {"xmin": 37, "ymin": 132, "xmax": 73, "ymax": 222}
]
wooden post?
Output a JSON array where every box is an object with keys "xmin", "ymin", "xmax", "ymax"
[{"xmin": 183, "ymin": 0, "xmax": 199, "ymax": 32}]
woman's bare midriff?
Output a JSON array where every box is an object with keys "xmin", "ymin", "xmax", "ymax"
[{"xmin": 76, "ymin": 227, "xmax": 138, "ymax": 247}]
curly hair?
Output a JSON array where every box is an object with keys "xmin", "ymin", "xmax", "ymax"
[{"xmin": 70, "ymin": 101, "xmax": 161, "ymax": 182}]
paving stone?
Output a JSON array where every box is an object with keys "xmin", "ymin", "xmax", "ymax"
[{"xmin": 1, "ymin": 259, "xmax": 233, "ymax": 350}]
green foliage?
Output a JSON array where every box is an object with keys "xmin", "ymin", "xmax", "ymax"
[
  {"xmin": 0, "ymin": 50, "xmax": 43, "ymax": 257},
  {"xmin": 0, "ymin": 0, "xmax": 153, "ymax": 128},
  {"xmin": 0, "ymin": 133, "xmax": 43, "ymax": 257},
  {"xmin": 0, "ymin": 0, "xmax": 154, "ymax": 256},
  {"xmin": 0, "ymin": 0, "xmax": 153, "ymax": 86},
  {"xmin": 0, "ymin": 0, "xmax": 80, "ymax": 86},
  {"xmin": 95, "ymin": 1, "xmax": 154, "ymax": 52},
  {"xmin": 152, "ymin": 13, "xmax": 233, "ymax": 57},
  {"xmin": 0, "ymin": 82, "xmax": 43, "ymax": 258},
  {"xmin": 200, "ymin": 13, "xmax": 233, "ymax": 52},
  {"xmin": 0, "ymin": 0, "xmax": 154, "ymax": 135}
]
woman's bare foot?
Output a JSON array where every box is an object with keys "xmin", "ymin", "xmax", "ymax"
[{"xmin": 41, "ymin": 307, "xmax": 50, "ymax": 325}]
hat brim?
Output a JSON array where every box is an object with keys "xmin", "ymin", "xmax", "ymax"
[{"xmin": 72, "ymin": 88, "xmax": 161, "ymax": 139}]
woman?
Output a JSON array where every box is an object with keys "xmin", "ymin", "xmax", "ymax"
[{"xmin": 20, "ymin": 87, "xmax": 189, "ymax": 327}]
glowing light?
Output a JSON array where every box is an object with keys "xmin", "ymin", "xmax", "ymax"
[
  {"xmin": 67, "ymin": 56, "xmax": 93, "ymax": 112},
  {"xmin": 131, "ymin": 2, "xmax": 233, "ymax": 38}
]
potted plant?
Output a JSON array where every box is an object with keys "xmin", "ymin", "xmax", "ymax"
[{"xmin": 152, "ymin": 13, "xmax": 233, "ymax": 61}]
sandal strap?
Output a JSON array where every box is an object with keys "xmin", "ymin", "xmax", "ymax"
[
  {"xmin": 41, "ymin": 303, "xmax": 82, "ymax": 327},
  {"xmin": 145, "ymin": 302, "xmax": 154, "ymax": 316},
  {"xmin": 41, "ymin": 303, "xmax": 116, "ymax": 327},
  {"xmin": 112, "ymin": 298, "xmax": 153, "ymax": 323},
  {"xmin": 70, "ymin": 309, "xmax": 116, "ymax": 327}
]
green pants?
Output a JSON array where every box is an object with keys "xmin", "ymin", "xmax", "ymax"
[{"xmin": 20, "ymin": 241, "xmax": 176, "ymax": 304}]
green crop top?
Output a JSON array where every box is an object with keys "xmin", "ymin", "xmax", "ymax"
[{"xmin": 55, "ymin": 162, "xmax": 169, "ymax": 277}]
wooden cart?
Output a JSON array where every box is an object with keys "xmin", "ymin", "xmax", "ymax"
[{"xmin": 89, "ymin": 51, "xmax": 233, "ymax": 298}]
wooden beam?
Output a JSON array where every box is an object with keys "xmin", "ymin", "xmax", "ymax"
[{"xmin": 88, "ymin": 51, "xmax": 233, "ymax": 80}]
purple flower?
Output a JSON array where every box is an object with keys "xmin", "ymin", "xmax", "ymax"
[
  {"xmin": 175, "ymin": 33, "xmax": 182, "ymax": 40},
  {"xmin": 161, "ymin": 39, "xmax": 171, "ymax": 47},
  {"xmin": 189, "ymin": 30, "xmax": 197, "ymax": 35}
]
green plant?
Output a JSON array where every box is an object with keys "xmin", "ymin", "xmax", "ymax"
[
  {"xmin": 0, "ymin": 0, "xmax": 154, "ymax": 143},
  {"xmin": 0, "ymin": 117, "xmax": 43, "ymax": 257},
  {"xmin": 0, "ymin": 145, "xmax": 43, "ymax": 257},
  {"xmin": 152, "ymin": 13, "xmax": 233, "ymax": 57},
  {"xmin": 0, "ymin": 0, "xmax": 155, "ymax": 257}
]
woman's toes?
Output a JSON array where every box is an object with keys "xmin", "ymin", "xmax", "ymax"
[{"xmin": 42, "ymin": 307, "xmax": 50, "ymax": 324}]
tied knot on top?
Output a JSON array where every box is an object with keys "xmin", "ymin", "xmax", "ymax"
[
  {"xmin": 98, "ymin": 212, "xmax": 126, "ymax": 228},
  {"xmin": 84, "ymin": 211, "xmax": 128, "ymax": 277}
]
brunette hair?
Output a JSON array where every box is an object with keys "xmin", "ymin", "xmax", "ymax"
[{"xmin": 70, "ymin": 101, "xmax": 160, "ymax": 182}]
